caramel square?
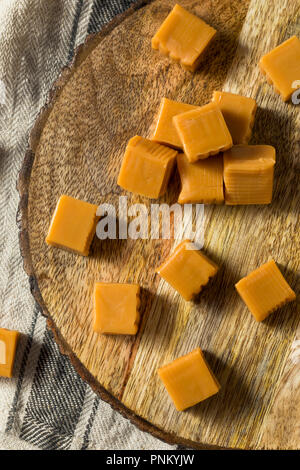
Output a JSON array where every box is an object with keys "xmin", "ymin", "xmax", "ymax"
[
  {"xmin": 158, "ymin": 348, "xmax": 220, "ymax": 411},
  {"xmin": 177, "ymin": 152, "xmax": 224, "ymax": 204},
  {"xmin": 151, "ymin": 4, "xmax": 216, "ymax": 71},
  {"xmin": 93, "ymin": 283, "xmax": 140, "ymax": 335},
  {"xmin": 235, "ymin": 260, "xmax": 296, "ymax": 322},
  {"xmin": 152, "ymin": 98, "xmax": 198, "ymax": 149},
  {"xmin": 46, "ymin": 195, "xmax": 99, "ymax": 256},
  {"xmin": 156, "ymin": 240, "xmax": 218, "ymax": 301},
  {"xmin": 0, "ymin": 328, "xmax": 19, "ymax": 378},
  {"xmin": 212, "ymin": 91, "xmax": 257, "ymax": 144},
  {"xmin": 223, "ymin": 145, "xmax": 275, "ymax": 205},
  {"xmin": 117, "ymin": 136, "xmax": 177, "ymax": 198},
  {"xmin": 173, "ymin": 102, "xmax": 232, "ymax": 162},
  {"xmin": 259, "ymin": 36, "xmax": 300, "ymax": 101}
]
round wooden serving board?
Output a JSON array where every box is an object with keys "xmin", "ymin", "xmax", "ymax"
[{"xmin": 18, "ymin": 0, "xmax": 300, "ymax": 450}]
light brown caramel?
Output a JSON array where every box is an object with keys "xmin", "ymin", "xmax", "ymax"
[
  {"xmin": 235, "ymin": 260, "xmax": 296, "ymax": 322},
  {"xmin": 117, "ymin": 136, "xmax": 177, "ymax": 198},
  {"xmin": 151, "ymin": 4, "xmax": 216, "ymax": 71},
  {"xmin": 259, "ymin": 36, "xmax": 300, "ymax": 101},
  {"xmin": 158, "ymin": 348, "xmax": 220, "ymax": 411},
  {"xmin": 173, "ymin": 102, "xmax": 232, "ymax": 162}
]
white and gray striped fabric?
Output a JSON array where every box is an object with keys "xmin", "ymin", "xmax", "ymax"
[{"xmin": 0, "ymin": 0, "xmax": 175, "ymax": 450}]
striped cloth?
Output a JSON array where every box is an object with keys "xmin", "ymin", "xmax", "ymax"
[{"xmin": 0, "ymin": 0, "xmax": 175, "ymax": 450}]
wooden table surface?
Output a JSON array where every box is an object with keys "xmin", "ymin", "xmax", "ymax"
[{"xmin": 18, "ymin": 0, "xmax": 300, "ymax": 449}]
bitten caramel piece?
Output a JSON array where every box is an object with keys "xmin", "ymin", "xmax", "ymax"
[
  {"xmin": 156, "ymin": 240, "xmax": 218, "ymax": 301},
  {"xmin": 117, "ymin": 136, "xmax": 177, "ymax": 199},
  {"xmin": 158, "ymin": 348, "xmax": 220, "ymax": 411},
  {"xmin": 235, "ymin": 260, "xmax": 296, "ymax": 322},
  {"xmin": 259, "ymin": 36, "xmax": 300, "ymax": 101},
  {"xmin": 46, "ymin": 195, "xmax": 99, "ymax": 256},
  {"xmin": 0, "ymin": 328, "xmax": 19, "ymax": 378},
  {"xmin": 223, "ymin": 145, "xmax": 276, "ymax": 205},
  {"xmin": 177, "ymin": 153, "xmax": 224, "ymax": 204},
  {"xmin": 94, "ymin": 283, "xmax": 140, "ymax": 335},
  {"xmin": 173, "ymin": 102, "xmax": 232, "ymax": 162},
  {"xmin": 212, "ymin": 91, "xmax": 257, "ymax": 144},
  {"xmin": 151, "ymin": 4, "xmax": 216, "ymax": 72},
  {"xmin": 152, "ymin": 98, "xmax": 199, "ymax": 149}
]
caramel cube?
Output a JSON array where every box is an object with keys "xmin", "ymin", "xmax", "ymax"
[
  {"xmin": 156, "ymin": 240, "xmax": 218, "ymax": 301},
  {"xmin": 151, "ymin": 4, "xmax": 216, "ymax": 72},
  {"xmin": 235, "ymin": 260, "xmax": 296, "ymax": 322},
  {"xmin": 212, "ymin": 91, "xmax": 257, "ymax": 144},
  {"xmin": 0, "ymin": 328, "xmax": 19, "ymax": 378},
  {"xmin": 46, "ymin": 195, "xmax": 99, "ymax": 256},
  {"xmin": 173, "ymin": 102, "xmax": 232, "ymax": 162},
  {"xmin": 152, "ymin": 98, "xmax": 198, "ymax": 149},
  {"xmin": 94, "ymin": 283, "xmax": 140, "ymax": 335},
  {"xmin": 223, "ymin": 145, "xmax": 275, "ymax": 205},
  {"xmin": 259, "ymin": 36, "xmax": 300, "ymax": 101},
  {"xmin": 177, "ymin": 153, "xmax": 224, "ymax": 204},
  {"xmin": 117, "ymin": 136, "xmax": 177, "ymax": 199},
  {"xmin": 158, "ymin": 348, "xmax": 220, "ymax": 411}
]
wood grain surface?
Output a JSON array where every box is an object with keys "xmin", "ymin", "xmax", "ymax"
[{"xmin": 18, "ymin": 0, "xmax": 300, "ymax": 449}]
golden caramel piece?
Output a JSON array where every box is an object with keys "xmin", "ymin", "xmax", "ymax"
[
  {"xmin": 152, "ymin": 98, "xmax": 198, "ymax": 149},
  {"xmin": 158, "ymin": 348, "xmax": 220, "ymax": 411},
  {"xmin": 223, "ymin": 145, "xmax": 276, "ymax": 205},
  {"xmin": 151, "ymin": 4, "xmax": 216, "ymax": 72},
  {"xmin": 177, "ymin": 153, "xmax": 224, "ymax": 204},
  {"xmin": 156, "ymin": 240, "xmax": 218, "ymax": 301},
  {"xmin": 259, "ymin": 36, "xmax": 300, "ymax": 101},
  {"xmin": 46, "ymin": 195, "xmax": 99, "ymax": 256},
  {"xmin": 235, "ymin": 260, "xmax": 296, "ymax": 322},
  {"xmin": 173, "ymin": 102, "xmax": 232, "ymax": 162},
  {"xmin": 0, "ymin": 328, "xmax": 19, "ymax": 378},
  {"xmin": 93, "ymin": 283, "xmax": 140, "ymax": 335},
  {"xmin": 212, "ymin": 91, "xmax": 257, "ymax": 144},
  {"xmin": 117, "ymin": 136, "xmax": 177, "ymax": 199}
]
